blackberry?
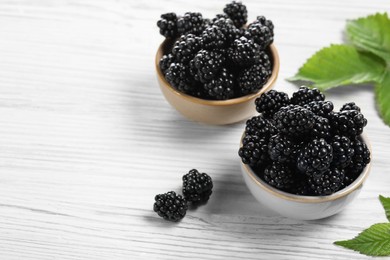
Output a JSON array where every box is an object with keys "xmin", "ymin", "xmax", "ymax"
[
  {"xmin": 238, "ymin": 135, "xmax": 269, "ymax": 167},
  {"xmin": 303, "ymin": 101, "xmax": 334, "ymax": 118},
  {"xmin": 223, "ymin": 1, "xmax": 248, "ymax": 28},
  {"xmin": 308, "ymin": 168, "xmax": 345, "ymax": 196},
  {"xmin": 255, "ymin": 90, "xmax": 290, "ymax": 118},
  {"xmin": 201, "ymin": 25, "xmax": 226, "ymax": 50},
  {"xmin": 177, "ymin": 12, "xmax": 205, "ymax": 35},
  {"xmin": 182, "ymin": 169, "xmax": 213, "ymax": 204},
  {"xmin": 165, "ymin": 63, "xmax": 194, "ymax": 94},
  {"xmin": 203, "ymin": 68, "xmax": 235, "ymax": 100},
  {"xmin": 255, "ymin": 16, "xmax": 274, "ymax": 31},
  {"xmin": 190, "ymin": 50, "xmax": 225, "ymax": 83},
  {"xmin": 238, "ymin": 64, "xmax": 271, "ymax": 95},
  {"xmin": 268, "ymin": 134, "xmax": 295, "ymax": 163},
  {"xmin": 264, "ymin": 162, "xmax": 295, "ymax": 190},
  {"xmin": 159, "ymin": 54, "xmax": 175, "ymax": 74},
  {"xmin": 331, "ymin": 135, "xmax": 354, "ymax": 168},
  {"xmin": 257, "ymin": 51, "xmax": 272, "ymax": 70},
  {"xmin": 312, "ymin": 116, "xmax": 332, "ymax": 140},
  {"xmin": 340, "ymin": 102, "xmax": 361, "ymax": 112},
  {"xmin": 330, "ymin": 110, "xmax": 367, "ymax": 138},
  {"xmin": 245, "ymin": 20, "xmax": 274, "ymax": 49},
  {"xmin": 297, "ymin": 138, "xmax": 333, "ymax": 175},
  {"xmin": 212, "ymin": 14, "xmax": 229, "ymax": 23},
  {"xmin": 172, "ymin": 34, "xmax": 202, "ymax": 64},
  {"xmin": 228, "ymin": 36, "xmax": 261, "ymax": 67},
  {"xmin": 157, "ymin": 13, "xmax": 178, "ymax": 38},
  {"xmin": 273, "ymin": 105, "xmax": 315, "ymax": 137},
  {"xmin": 153, "ymin": 191, "xmax": 188, "ymax": 222},
  {"xmin": 291, "ymin": 86, "xmax": 325, "ymax": 106},
  {"xmin": 212, "ymin": 17, "xmax": 241, "ymax": 43},
  {"xmin": 245, "ymin": 116, "xmax": 276, "ymax": 138},
  {"xmin": 347, "ymin": 139, "xmax": 370, "ymax": 175}
]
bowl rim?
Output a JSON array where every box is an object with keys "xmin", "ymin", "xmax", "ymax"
[
  {"xmin": 241, "ymin": 133, "xmax": 372, "ymax": 203},
  {"xmin": 155, "ymin": 39, "xmax": 280, "ymax": 106}
]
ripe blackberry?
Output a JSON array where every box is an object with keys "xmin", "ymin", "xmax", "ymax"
[
  {"xmin": 268, "ymin": 134, "xmax": 295, "ymax": 163},
  {"xmin": 238, "ymin": 135, "xmax": 269, "ymax": 167},
  {"xmin": 273, "ymin": 105, "xmax": 315, "ymax": 137},
  {"xmin": 308, "ymin": 168, "xmax": 345, "ymax": 196},
  {"xmin": 223, "ymin": 1, "xmax": 248, "ymax": 28},
  {"xmin": 228, "ymin": 36, "xmax": 261, "ymax": 67},
  {"xmin": 245, "ymin": 116, "xmax": 276, "ymax": 138},
  {"xmin": 172, "ymin": 34, "xmax": 202, "ymax": 64},
  {"xmin": 340, "ymin": 102, "xmax": 361, "ymax": 112},
  {"xmin": 312, "ymin": 116, "xmax": 332, "ymax": 140},
  {"xmin": 238, "ymin": 64, "xmax": 271, "ymax": 95},
  {"xmin": 212, "ymin": 17, "xmax": 241, "ymax": 43},
  {"xmin": 303, "ymin": 101, "xmax": 334, "ymax": 118},
  {"xmin": 257, "ymin": 51, "xmax": 272, "ymax": 70},
  {"xmin": 291, "ymin": 86, "xmax": 325, "ymax": 106},
  {"xmin": 165, "ymin": 63, "xmax": 194, "ymax": 94},
  {"xmin": 255, "ymin": 16, "xmax": 274, "ymax": 31},
  {"xmin": 201, "ymin": 25, "xmax": 226, "ymax": 50},
  {"xmin": 264, "ymin": 162, "xmax": 295, "ymax": 190},
  {"xmin": 157, "ymin": 13, "xmax": 178, "ymax": 38},
  {"xmin": 347, "ymin": 139, "xmax": 370, "ymax": 175},
  {"xmin": 153, "ymin": 191, "xmax": 188, "ymax": 222},
  {"xmin": 330, "ymin": 110, "xmax": 367, "ymax": 138},
  {"xmin": 177, "ymin": 12, "xmax": 205, "ymax": 35},
  {"xmin": 245, "ymin": 20, "xmax": 274, "ymax": 49},
  {"xmin": 203, "ymin": 68, "xmax": 235, "ymax": 100},
  {"xmin": 212, "ymin": 14, "xmax": 228, "ymax": 23},
  {"xmin": 297, "ymin": 138, "xmax": 333, "ymax": 175},
  {"xmin": 255, "ymin": 90, "xmax": 290, "ymax": 118},
  {"xmin": 159, "ymin": 54, "xmax": 175, "ymax": 74},
  {"xmin": 190, "ymin": 50, "xmax": 225, "ymax": 83},
  {"xmin": 331, "ymin": 135, "xmax": 354, "ymax": 168},
  {"xmin": 182, "ymin": 169, "xmax": 213, "ymax": 204}
]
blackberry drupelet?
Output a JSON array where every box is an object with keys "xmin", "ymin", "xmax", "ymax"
[
  {"xmin": 264, "ymin": 162, "xmax": 295, "ymax": 190},
  {"xmin": 290, "ymin": 86, "xmax": 325, "ymax": 106},
  {"xmin": 340, "ymin": 102, "xmax": 361, "ymax": 112},
  {"xmin": 201, "ymin": 25, "xmax": 226, "ymax": 50},
  {"xmin": 312, "ymin": 116, "xmax": 332, "ymax": 140},
  {"xmin": 331, "ymin": 135, "xmax": 354, "ymax": 169},
  {"xmin": 203, "ymin": 68, "xmax": 235, "ymax": 100},
  {"xmin": 157, "ymin": 13, "xmax": 178, "ymax": 38},
  {"xmin": 228, "ymin": 36, "xmax": 261, "ymax": 67},
  {"xmin": 308, "ymin": 168, "xmax": 345, "ymax": 196},
  {"xmin": 297, "ymin": 138, "xmax": 333, "ymax": 175},
  {"xmin": 330, "ymin": 110, "xmax": 367, "ymax": 138},
  {"xmin": 273, "ymin": 105, "xmax": 315, "ymax": 137},
  {"xmin": 190, "ymin": 50, "xmax": 225, "ymax": 83},
  {"xmin": 238, "ymin": 63, "xmax": 271, "ymax": 95},
  {"xmin": 172, "ymin": 34, "xmax": 202, "ymax": 64},
  {"xmin": 182, "ymin": 169, "xmax": 213, "ymax": 204},
  {"xmin": 238, "ymin": 135, "xmax": 269, "ymax": 167},
  {"xmin": 245, "ymin": 20, "xmax": 274, "ymax": 49},
  {"xmin": 245, "ymin": 115, "xmax": 276, "ymax": 138},
  {"xmin": 165, "ymin": 63, "xmax": 194, "ymax": 94},
  {"xmin": 255, "ymin": 90, "xmax": 290, "ymax": 118},
  {"xmin": 303, "ymin": 101, "xmax": 334, "ymax": 118},
  {"xmin": 223, "ymin": 1, "xmax": 248, "ymax": 28},
  {"xmin": 268, "ymin": 134, "xmax": 295, "ymax": 163},
  {"xmin": 177, "ymin": 12, "xmax": 205, "ymax": 35},
  {"xmin": 159, "ymin": 54, "xmax": 175, "ymax": 74},
  {"xmin": 153, "ymin": 191, "xmax": 188, "ymax": 222},
  {"xmin": 347, "ymin": 139, "xmax": 370, "ymax": 175}
]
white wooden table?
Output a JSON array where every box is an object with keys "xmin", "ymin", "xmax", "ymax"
[{"xmin": 0, "ymin": 0, "xmax": 390, "ymax": 259}]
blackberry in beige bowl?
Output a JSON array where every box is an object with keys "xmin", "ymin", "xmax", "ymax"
[
  {"xmin": 155, "ymin": 2, "xmax": 279, "ymax": 125},
  {"xmin": 239, "ymin": 87, "xmax": 371, "ymax": 220}
]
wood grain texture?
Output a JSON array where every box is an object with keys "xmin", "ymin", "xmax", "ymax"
[{"xmin": 0, "ymin": 0, "xmax": 389, "ymax": 259}]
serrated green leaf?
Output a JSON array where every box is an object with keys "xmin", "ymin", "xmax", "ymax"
[
  {"xmin": 287, "ymin": 44, "xmax": 385, "ymax": 91},
  {"xmin": 375, "ymin": 71, "xmax": 390, "ymax": 126},
  {"xmin": 379, "ymin": 195, "xmax": 390, "ymax": 222},
  {"xmin": 334, "ymin": 223, "xmax": 390, "ymax": 256},
  {"xmin": 347, "ymin": 13, "xmax": 390, "ymax": 63}
]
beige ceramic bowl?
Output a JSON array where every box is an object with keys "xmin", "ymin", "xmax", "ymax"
[
  {"xmin": 240, "ymin": 133, "xmax": 372, "ymax": 220},
  {"xmin": 155, "ymin": 39, "xmax": 280, "ymax": 125}
]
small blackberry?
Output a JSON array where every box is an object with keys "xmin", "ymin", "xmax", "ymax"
[
  {"xmin": 308, "ymin": 168, "xmax": 345, "ymax": 196},
  {"xmin": 223, "ymin": 1, "xmax": 248, "ymax": 28},
  {"xmin": 190, "ymin": 50, "xmax": 225, "ymax": 83},
  {"xmin": 238, "ymin": 135, "xmax": 269, "ymax": 167},
  {"xmin": 264, "ymin": 162, "xmax": 295, "ymax": 190},
  {"xmin": 303, "ymin": 101, "xmax": 334, "ymax": 118},
  {"xmin": 153, "ymin": 191, "xmax": 188, "ymax": 222},
  {"xmin": 165, "ymin": 63, "xmax": 194, "ymax": 94},
  {"xmin": 157, "ymin": 13, "xmax": 178, "ymax": 38},
  {"xmin": 330, "ymin": 110, "xmax": 367, "ymax": 138},
  {"xmin": 268, "ymin": 134, "xmax": 295, "ymax": 163},
  {"xmin": 238, "ymin": 63, "xmax": 271, "ymax": 95},
  {"xmin": 228, "ymin": 37, "xmax": 261, "ymax": 67},
  {"xmin": 273, "ymin": 105, "xmax": 315, "ymax": 137},
  {"xmin": 172, "ymin": 34, "xmax": 202, "ymax": 64},
  {"xmin": 212, "ymin": 17, "xmax": 241, "ymax": 43},
  {"xmin": 201, "ymin": 25, "xmax": 226, "ymax": 50},
  {"xmin": 255, "ymin": 90, "xmax": 290, "ymax": 118},
  {"xmin": 245, "ymin": 20, "xmax": 274, "ymax": 49},
  {"xmin": 177, "ymin": 12, "xmax": 205, "ymax": 35},
  {"xmin": 331, "ymin": 135, "xmax": 354, "ymax": 168},
  {"xmin": 203, "ymin": 68, "xmax": 235, "ymax": 100},
  {"xmin": 182, "ymin": 169, "xmax": 213, "ymax": 204},
  {"xmin": 347, "ymin": 139, "xmax": 370, "ymax": 175},
  {"xmin": 291, "ymin": 86, "xmax": 325, "ymax": 106},
  {"xmin": 297, "ymin": 138, "xmax": 333, "ymax": 175},
  {"xmin": 159, "ymin": 54, "xmax": 175, "ymax": 74},
  {"xmin": 245, "ymin": 116, "xmax": 276, "ymax": 138},
  {"xmin": 340, "ymin": 102, "xmax": 361, "ymax": 112},
  {"xmin": 312, "ymin": 116, "xmax": 332, "ymax": 140}
]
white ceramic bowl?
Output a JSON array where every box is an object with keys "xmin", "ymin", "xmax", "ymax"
[{"xmin": 240, "ymin": 134, "xmax": 372, "ymax": 220}]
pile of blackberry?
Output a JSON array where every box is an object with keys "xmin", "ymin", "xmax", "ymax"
[
  {"xmin": 239, "ymin": 86, "xmax": 370, "ymax": 196},
  {"xmin": 157, "ymin": 1, "xmax": 274, "ymax": 100}
]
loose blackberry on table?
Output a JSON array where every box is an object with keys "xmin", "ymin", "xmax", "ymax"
[
  {"xmin": 153, "ymin": 191, "xmax": 188, "ymax": 222},
  {"xmin": 182, "ymin": 169, "xmax": 213, "ymax": 204}
]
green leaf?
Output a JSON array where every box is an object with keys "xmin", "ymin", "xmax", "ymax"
[
  {"xmin": 379, "ymin": 195, "xmax": 390, "ymax": 222},
  {"xmin": 334, "ymin": 223, "xmax": 390, "ymax": 256},
  {"xmin": 287, "ymin": 44, "xmax": 385, "ymax": 91},
  {"xmin": 347, "ymin": 13, "xmax": 390, "ymax": 63},
  {"xmin": 375, "ymin": 71, "xmax": 390, "ymax": 126}
]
